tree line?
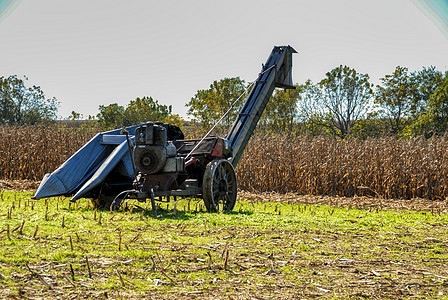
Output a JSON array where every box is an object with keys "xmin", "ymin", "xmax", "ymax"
[
  {"xmin": 0, "ymin": 75, "xmax": 58, "ymax": 125},
  {"xmin": 1, "ymin": 65, "xmax": 447, "ymax": 139},
  {"xmin": 95, "ymin": 97, "xmax": 183, "ymax": 130},
  {"xmin": 187, "ymin": 65, "xmax": 448, "ymax": 139},
  {"xmin": 0, "ymin": 75, "xmax": 182, "ymax": 130}
]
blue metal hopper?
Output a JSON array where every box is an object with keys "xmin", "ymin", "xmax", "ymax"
[{"xmin": 33, "ymin": 125, "xmax": 139, "ymax": 200}]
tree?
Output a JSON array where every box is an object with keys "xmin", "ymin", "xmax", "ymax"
[
  {"xmin": 409, "ymin": 75, "xmax": 448, "ymax": 137},
  {"xmin": 375, "ymin": 66, "xmax": 419, "ymax": 134},
  {"xmin": 97, "ymin": 103, "xmax": 125, "ymax": 130},
  {"xmin": 97, "ymin": 97, "xmax": 182, "ymax": 130},
  {"xmin": 297, "ymin": 80, "xmax": 326, "ymax": 136},
  {"xmin": 123, "ymin": 96, "xmax": 172, "ymax": 126},
  {"xmin": 186, "ymin": 77, "xmax": 246, "ymax": 132},
  {"xmin": 427, "ymin": 76, "xmax": 448, "ymax": 131},
  {"xmin": 0, "ymin": 75, "xmax": 58, "ymax": 125},
  {"xmin": 299, "ymin": 66, "xmax": 373, "ymax": 139},
  {"xmin": 260, "ymin": 86, "xmax": 302, "ymax": 133},
  {"xmin": 401, "ymin": 67, "xmax": 446, "ymax": 137},
  {"xmin": 412, "ymin": 66, "xmax": 444, "ymax": 109},
  {"xmin": 163, "ymin": 113, "xmax": 184, "ymax": 129}
]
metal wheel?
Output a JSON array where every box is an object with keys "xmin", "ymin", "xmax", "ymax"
[{"xmin": 202, "ymin": 159, "xmax": 237, "ymax": 212}]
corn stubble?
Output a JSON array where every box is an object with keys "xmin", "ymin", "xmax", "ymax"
[{"xmin": 1, "ymin": 125, "xmax": 447, "ymax": 200}]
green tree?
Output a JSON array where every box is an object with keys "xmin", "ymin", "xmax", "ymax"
[
  {"xmin": 350, "ymin": 112, "xmax": 390, "ymax": 139},
  {"xmin": 97, "ymin": 103, "xmax": 125, "ymax": 130},
  {"xmin": 123, "ymin": 96, "xmax": 172, "ymax": 126},
  {"xmin": 186, "ymin": 77, "xmax": 246, "ymax": 132},
  {"xmin": 97, "ymin": 97, "xmax": 181, "ymax": 130},
  {"xmin": 0, "ymin": 75, "xmax": 58, "ymax": 125},
  {"xmin": 260, "ymin": 86, "xmax": 302, "ymax": 133},
  {"xmin": 375, "ymin": 66, "xmax": 419, "ymax": 134},
  {"xmin": 401, "ymin": 67, "xmax": 446, "ymax": 137},
  {"xmin": 427, "ymin": 76, "xmax": 448, "ymax": 131},
  {"xmin": 299, "ymin": 66, "xmax": 373, "ymax": 139},
  {"xmin": 409, "ymin": 75, "xmax": 448, "ymax": 137},
  {"xmin": 412, "ymin": 66, "xmax": 444, "ymax": 109}
]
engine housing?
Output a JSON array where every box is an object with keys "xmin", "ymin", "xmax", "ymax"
[{"xmin": 134, "ymin": 122, "xmax": 168, "ymax": 174}]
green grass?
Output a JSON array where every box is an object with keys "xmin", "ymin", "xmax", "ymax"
[{"xmin": 0, "ymin": 190, "xmax": 447, "ymax": 299}]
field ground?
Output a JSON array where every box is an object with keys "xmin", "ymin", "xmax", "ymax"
[{"xmin": 0, "ymin": 189, "xmax": 447, "ymax": 299}]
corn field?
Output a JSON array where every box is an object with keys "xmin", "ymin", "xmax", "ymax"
[
  {"xmin": 1, "ymin": 125, "xmax": 448, "ymax": 200},
  {"xmin": 237, "ymin": 134, "xmax": 448, "ymax": 200},
  {"xmin": 0, "ymin": 125, "xmax": 97, "ymax": 181}
]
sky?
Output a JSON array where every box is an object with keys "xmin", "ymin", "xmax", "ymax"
[{"xmin": 1, "ymin": 0, "xmax": 448, "ymax": 120}]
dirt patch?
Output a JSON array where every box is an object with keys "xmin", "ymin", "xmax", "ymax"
[
  {"xmin": 239, "ymin": 190, "xmax": 448, "ymax": 213},
  {"xmin": 0, "ymin": 180, "xmax": 40, "ymax": 191}
]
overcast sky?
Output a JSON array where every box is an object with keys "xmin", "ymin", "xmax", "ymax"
[{"xmin": 1, "ymin": 0, "xmax": 448, "ymax": 119}]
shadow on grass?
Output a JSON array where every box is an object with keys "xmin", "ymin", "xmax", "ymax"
[
  {"xmin": 151, "ymin": 207, "xmax": 255, "ymax": 221},
  {"xmin": 64, "ymin": 197, "xmax": 254, "ymax": 221},
  {"xmin": 113, "ymin": 198, "xmax": 255, "ymax": 221}
]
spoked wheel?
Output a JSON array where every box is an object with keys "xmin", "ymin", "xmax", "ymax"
[{"xmin": 202, "ymin": 159, "xmax": 237, "ymax": 212}]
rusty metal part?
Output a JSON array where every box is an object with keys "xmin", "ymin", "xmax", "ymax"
[{"xmin": 202, "ymin": 159, "xmax": 237, "ymax": 212}]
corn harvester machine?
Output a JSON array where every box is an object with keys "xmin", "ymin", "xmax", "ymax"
[{"xmin": 34, "ymin": 46, "xmax": 297, "ymax": 216}]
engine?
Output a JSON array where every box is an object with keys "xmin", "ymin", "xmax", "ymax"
[{"xmin": 134, "ymin": 122, "xmax": 184, "ymax": 175}]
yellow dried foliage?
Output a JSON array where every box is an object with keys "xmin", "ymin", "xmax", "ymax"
[
  {"xmin": 0, "ymin": 125, "xmax": 96, "ymax": 181},
  {"xmin": 237, "ymin": 134, "xmax": 448, "ymax": 200},
  {"xmin": 1, "ymin": 126, "xmax": 447, "ymax": 200}
]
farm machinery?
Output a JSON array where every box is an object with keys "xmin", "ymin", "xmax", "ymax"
[{"xmin": 33, "ymin": 45, "xmax": 297, "ymax": 215}]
